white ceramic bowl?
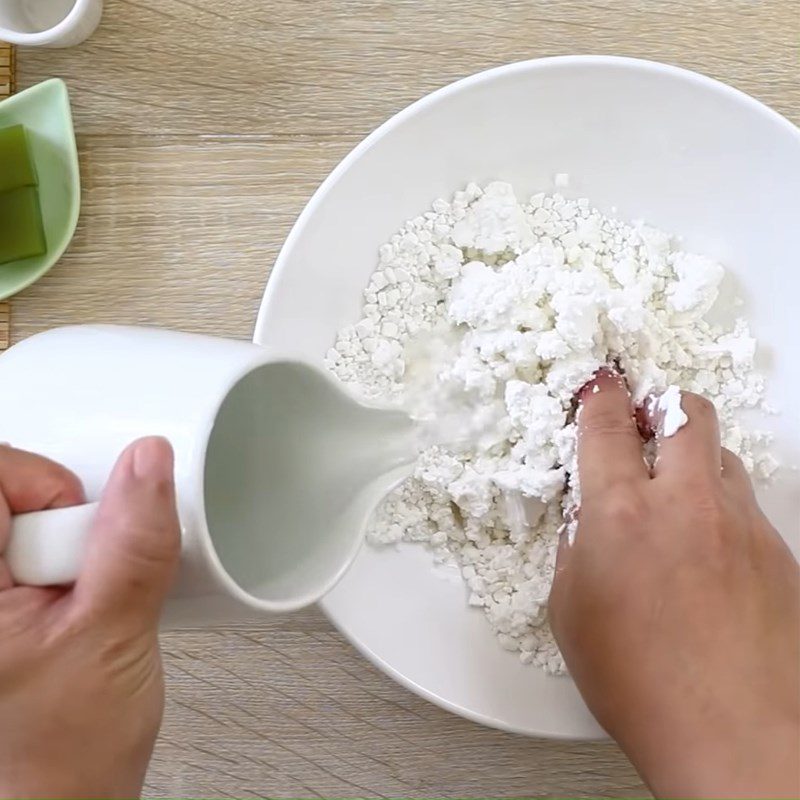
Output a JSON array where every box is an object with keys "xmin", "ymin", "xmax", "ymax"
[{"xmin": 255, "ymin": 56, "xmax": 800, "ymax": 738}]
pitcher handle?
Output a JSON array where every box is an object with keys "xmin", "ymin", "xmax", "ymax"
[{"xmin": 5, "ymin": 502, "xmax": 100, "ymax": 586}]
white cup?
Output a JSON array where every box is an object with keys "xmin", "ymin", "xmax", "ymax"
[
  {"xmin": 0, "ymin": 326, "xmax": 415, "ymax": 625},
  {"xmin": 0, "ymin": 0, "xmax": 103, "ymax": 47}
]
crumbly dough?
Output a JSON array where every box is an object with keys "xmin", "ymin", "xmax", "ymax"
[{"xmin": 326, "ymin": 181, "xmax": 773, "ymax": 673}]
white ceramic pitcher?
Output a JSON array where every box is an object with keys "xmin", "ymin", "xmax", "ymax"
[{"xmin": 0, "ymin": 326, "xmax": 416, "ymax": 625}]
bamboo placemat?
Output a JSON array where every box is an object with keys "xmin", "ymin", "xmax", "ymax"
[
  {"xmin": 0, "ymin": 303, "xmax": 8, "ymax": 351},
  {"xmin": 0, "ymin": 41, "xmax": 15, "ymax": 351},
  {"xmin": 0, "ymin": 42, "xmax": 13, "ymax": 98}
]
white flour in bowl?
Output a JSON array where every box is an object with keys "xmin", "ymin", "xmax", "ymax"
[{"xmin": 325, "ymin": 181, "xmax": 775, "ymax": 674}]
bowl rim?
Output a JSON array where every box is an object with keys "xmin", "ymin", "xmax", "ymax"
[{"xmin": 255, "ymin": 54, "xmax": 800, "ymax": 344}]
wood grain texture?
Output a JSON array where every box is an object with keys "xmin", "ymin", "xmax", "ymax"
[
  {"xmin": 156, "ymin": 615, "xmax": 646, "ymax": 799},
  {"xmin": 15, "ymin": 1, "xmax": 799, "ymax": 796}
]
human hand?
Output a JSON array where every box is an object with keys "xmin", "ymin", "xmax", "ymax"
[
  {"xmin": 549, "ymin": 371, "xmax": 800, "ymax": 799},
  {"xmin": 0, "ymin": 438, "xmax": 181, "ymax": 799}
]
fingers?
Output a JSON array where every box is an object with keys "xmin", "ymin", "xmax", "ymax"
[
  {"xmin": 721, "ymin": 447, "xmax": 749, "ymax": 483},
  {"xmin": 0, "ymin": 445, "xmax": 85, "ymax": 517},
  {"xmin": 0, "ymin": 447, "xmax": 85, "ymax": 592},
  {"xmin": 721, "ymin": 448, "xmax": 755, "ymax": 496},
  {"xmin": 648, "ymin": 391, "xmax": 721, "ymax": 482},
  {"xmin": 75, "ymin": 438, "xmax": 181, "ymax": 628},
  {"xmin": 577, "ymin": 370, "xmax": 649, "ymax": 497}
]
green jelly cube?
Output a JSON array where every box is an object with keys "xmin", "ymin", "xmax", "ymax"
[
  {"xmin": 0, "ymin": 186, "xmax": 47, "ymax": 265},
  {"xmin": 0, "ymin": 125, "xmax": 38, "ymax": 193}
]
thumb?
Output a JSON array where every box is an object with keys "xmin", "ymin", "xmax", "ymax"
[{"xmin": 75, "ymin": 437, "xmax": 181, "ymax": 627}]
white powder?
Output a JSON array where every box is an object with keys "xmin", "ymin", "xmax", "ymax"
[
  {"xmin": 325, "ymin": 181, "xmax": 773, "ymax": 674},
  {"xmin": 656, "ymin": 384, "xmax": 689, "ymax": 438}
]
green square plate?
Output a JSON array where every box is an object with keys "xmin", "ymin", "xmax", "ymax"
[{"xmin": 0, "ymin": 79, "xmax": 80, "ymax": 299}]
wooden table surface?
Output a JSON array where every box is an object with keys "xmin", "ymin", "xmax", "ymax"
[{"xmin": 15, "ymin": 1, "xmax": 799, "ymax": 796}]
